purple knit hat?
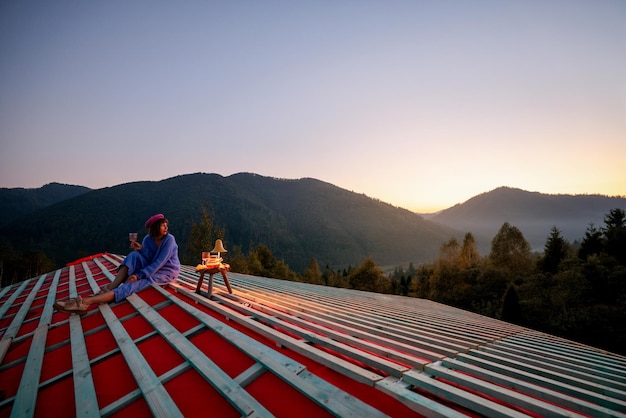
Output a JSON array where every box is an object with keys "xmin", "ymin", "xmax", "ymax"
[{"xmin": 145, "ymin": 213, "xmax": 165, "ymax": 229}]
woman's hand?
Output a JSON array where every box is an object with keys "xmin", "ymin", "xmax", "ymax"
[{"xmin": 130, "ymin": 241, "xmax": 142, "ymax": 250}]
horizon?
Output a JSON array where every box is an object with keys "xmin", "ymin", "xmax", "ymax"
[
  {"xmin": 5, "ymin": 172, "xmax": 626, "ymax": 214},
  {"xmin": 1, "ymin": 1, "xmax": 624, "ymax": 213}
]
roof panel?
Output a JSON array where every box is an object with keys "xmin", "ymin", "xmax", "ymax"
[{"xmin": 1, "ymin": 253, "xmax": 625, "ymax": 417}]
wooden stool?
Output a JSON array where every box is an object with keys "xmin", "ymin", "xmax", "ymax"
[{"xmin": 195, "ymin": 263, "xmax": 232, "ymax": 296}]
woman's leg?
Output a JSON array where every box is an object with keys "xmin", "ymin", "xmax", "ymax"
[
  {"xmin": 101, "ymin": 252, "xmax": 147, "ymax": 292},
  {"xmin": 102, "ymin": 265, "xmax": 129, "ymax": 290},
  {"xmin": 82, "ymin": 291, "xmax": 115, "ymax": 305}
]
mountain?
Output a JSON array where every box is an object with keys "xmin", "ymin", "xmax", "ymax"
[
  {"xmin": 430, "ymin": 186, "xmax": 626, "ymax": 251},
  {"xmin": 0, "ymin": 182, "xmax": 91, "ymax": 228},
  {"xmin": 0, "ymin": 173, "xmax": 457, "ymax": 271},
  {"xmin": 4, "ymin": 179, "xmax": 622, "ymax": 271}
]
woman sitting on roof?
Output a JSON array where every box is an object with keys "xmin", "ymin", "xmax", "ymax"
[{"xmin": 54, "ymin": 213, "xmax": 181, "ymax": 315}]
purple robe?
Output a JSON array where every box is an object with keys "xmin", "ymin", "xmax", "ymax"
[{"xmin": 114, "ymin": 233, "xmax": 180, "ymax": 302}]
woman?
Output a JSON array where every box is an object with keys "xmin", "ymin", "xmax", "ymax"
[{"xmin": 54, "ymin": 213, "xmax": 180, "ymax": 314}]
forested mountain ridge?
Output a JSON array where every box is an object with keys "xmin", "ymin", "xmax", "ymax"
[
  {"xmin": 0, "ymin": 173, "xmax": 456, "ymax": 271},
  {"xmin": 430, "ymin": 186, "xmax": 626, "ymax": 251},
  {"xmin": 0, "ymin": 182, "xmax": 91, "ymax": 228},
  {"xmin": 2, "ymin": 177, "xmax": 624, "ymax": 275}
]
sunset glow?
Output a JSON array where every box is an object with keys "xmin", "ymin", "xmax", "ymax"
[{"xmin": 1, "ymin": 1, "xmax": 624, "ymax": 213}]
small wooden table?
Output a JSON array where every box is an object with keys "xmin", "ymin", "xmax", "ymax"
[{"xmin": 195, "ymin": 263, "xmax": 232, "ymax": 296}]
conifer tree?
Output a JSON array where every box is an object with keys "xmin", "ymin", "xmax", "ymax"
[
  {"xmin": 603, "ymin": 208, "xmax": 626, "ymax": 264},
  {"xmin": 578, "ymin": 223, "xmax": 603, "ymax": 260},
  {"xmin": 540, "ymin": 227, "xmax": 569, "ymax": 274},
  {"xmin": 183, "ymin": 206, "xmax": 224, "ymax": 265}
]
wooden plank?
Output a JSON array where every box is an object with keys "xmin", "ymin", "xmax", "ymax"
[
  {"xmin": 442, "ymin": 358, "xmax": 626, "ymax": 418},
  {"xmin": 93, "ymin": 257, "xmax": 269, "ymax": 416},
  {"xmin": 204, "ymin": 276, "xmax": 474, "ymax": 356},
  {"xmin": 162, "ymin": 284, "xmax": 389, "ymax": 417},
  {"xmin": 0, "ymin": 286, "xmax": 12, "ymax": 300},
  {"xmin": 39, "ymin": 270, "xmax": 61, "ymax": 326},
  {"xmin": 505, "ymin": 333, "xmax": 626, "ymax": 372},
  {"xmin": 99, "ymin": 304, "xmax": 184, "ymax": 418},
  {"xmin": 402, "ymin": 369, "xmax": 529, "ymax": 418},
  {"xmin": 201, "ymin": 270, "xmax": 624, "ymax": 414},
  {"xmin": 99, "ymin": 363, "xmax": 192, "ymax": 416},
  {"xmin": 456, "ymin": 352, "xmax": 626, "ymax": 411},
  {"xmin": 480, "ymin": 344, "xmax": 626, "ymax": 391},
  {"xmin": 0, "ymin": 276, "xmax": 44, "ymax": 365},
  {"xmin": 217, "ymin": 286, "xmax": 455, "ymax": 360},
  {"xmin": 9, "ymin": 270, "xmax": 63, "ymax": 417},
  {"xmin": 68, "ymin": 265, "xmax": 78, "ymax": 298},
  {"xmin": 467, "ymin": 348, "xmax": 626, "ymax": 400},
  {"xmin": 375, "ymin": 376, "xmax": 467, "ymax": 418},
  {"xmin": 0, "ymin": 280, "xmax": 30, "ymax": 320},
  {"xmin": 110, "ymin": 259, "xmax": 626, "ymax": 416},
  {"xmin": 425, "ymin": 362, "xmax": 588, "ymax": 418},
  {"xmin": 126, "ymin": 294, "xmax": 272, "ymax": 418},
  {"xmin": 93, "ymin": 257, "xmax": 117, "ymax": 282},
  {"xmin": 216, "ymin": 284, "xmax": 458, "ymax": 360},
  {"xmin": 217, "ymin": 272, "xmax": 504, "ymax": 347},
  {"xmin": 96, "ymin": 347, "xmax": 192, "ymax": 415},
  {"xmin": 10, "ymin": 325, "xmax": 48, "ymax": 418},
  {"xmin": 234, "ymin": 363, "xmax": 266, "ymax": 387},
  {"xmin": 512, "ymin": 331, "xmax": 626, "ymax": 364},
  {"xmin": 69, "ymin": 314, "xmax": 100, "ymax": 416},
  {"xmin": 516, "ymin": 330, "xmax": 625, "ymax": 357},
  {"xmin": 277, "ymin": 367, "xmax": 388, "ymax": 418},
  {"xmin": 223, "ymin": 271, "xmax": 522, "ymax": 339},
  {"xmin": 103, "ymin": 253, "xmax": 124, "ymax": 265},
  {"xmin": 3, "ymin": 274, "xmax": 46, "ymax": 339},
  {"xmin": 186, "ymin": 268, "xmax": 616, "ymax": 362},
  {"xmin": 230, "ymin": 297, "xmax": 435, "ymax": 369},
  {"xmin": 63, "ymin": 263, "xmax": 101, "ymax": 415},
  {"xmin": 178, "ymin": 269, "xmax": 491, "ymax": 374},
  {"xmin": 77, "ymin": 259, "xmax": 181, "ymax": 417},
  {"xmin": 213, "ymin": 295, "xmax": 412, "ymax": 377},
  {"xmin": 168, "ymin": 281, "xmax": 384, "ymax": 386},
  {"xmin": 86, "ymin": 259, "xmax": 113, "ymax": 291},
  {"xmin": 493, "ymin": 339, "xmax": 626, "ymax": 384},
  {"xmin": 0, "ymin": 339, "xmax": 11, "ymax": 366}
]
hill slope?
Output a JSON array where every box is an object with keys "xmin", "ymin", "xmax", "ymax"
[
  {"xmin": 0, "ymin": 182, "xmax": 91, "ymax": 228},
  {"xmin": 0, "ymin": 173, "xmax": 457, "ymax": 271},
  {"xmin": 430, "ymin": 187, "xmax": 626, "ymax": 251}
]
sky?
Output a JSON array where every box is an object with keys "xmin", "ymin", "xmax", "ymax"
[{"xmin": 1, "ymin": 1, "xmax": 624, "ymax": 213}]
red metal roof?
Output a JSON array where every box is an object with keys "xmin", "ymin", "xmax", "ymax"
[{"xmin": 1, "ymin": 253, "xmax": 625, "ymax": 417}]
